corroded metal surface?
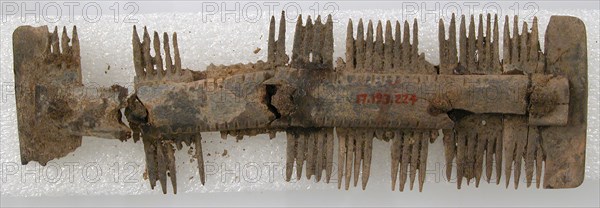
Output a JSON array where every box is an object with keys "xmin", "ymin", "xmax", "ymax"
[{"xmin": 12, "ymin": 11, "xmax": 588, "ymax": 194}]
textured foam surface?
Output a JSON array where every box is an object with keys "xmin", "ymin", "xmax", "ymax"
[{"xmin": 0, "ymin": 8, "xmax": 598, "ymax": 197}]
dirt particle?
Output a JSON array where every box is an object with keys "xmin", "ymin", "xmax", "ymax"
[
  {"xmin": 222, "ymin": 149, "xmax": 228, "ymax": 157},
  {"xmin": 253, "ymin": 47, "xmax": 261, "ymax": 54}
]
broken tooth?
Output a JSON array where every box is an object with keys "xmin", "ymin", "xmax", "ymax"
[
  {"xmin": 195, "ymin": 135, "xmax": 205, "ymax": 185},
  {"xmin": 285, "ymin": 131, "xmax": 296, "ymax": 182},
  {"xmin": 163, "ymin": 32, "xmax": 173, "ymax": 74},
  {"xmin": 156, "ymin": 140, "xmax": 168, "ymax": 194},
  {"xmin": 295, "ymin": 131, "xmax": 306, "ymax": 180}
]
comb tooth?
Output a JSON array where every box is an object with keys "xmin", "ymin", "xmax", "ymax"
[
  {"xmin": 292, "ymin": 15, "xmax": 304, "ymax": 66},
  {"xmin": 438, "ymin": 18, "xmax": 446, "ymax": 71},
  {"xmin": 346, "ymin": 19, "xmax": 355, "ymax": 70},
  {"xmin": 391, "ymin": 131, "xmax": 401, "ymax": 191},
  {"xmin": 419, "ymin": 132, "xmax": 429, "ymax": 192},
  {"xmin": 296, "ymin": 130, "xmax": 306, "ymax": 180},
  {"xmin": 520, "ymin": 22, "xmax": 528, "ymax": 69},
  {"xmin": 268, "ymin": 15, "xmax": 276, "ymax": 64},
  {"xmin": 393, "ymin": 21, "xmax": 402, "ymax": 71},
  {"xmin": 485, "ymin": 128, "xmax": 496, "ymax": 183},
  {"xmin": 355, "ymin": 19, "xmax": 365, "ymax": 70},
  {"xmin": 365, "ymin": 20, "xmax": 374, "ymax": 71},
  {"xmin": 353, "ymin": 132, "xmax": 363, "ymax": 187},
  {"xmin": 316, "ymin": 130, "xmax": 325, "ymax": 182},
  {"xmin": 525, "ymin": 127, "xmax": 538, "ymax": 187},
  {"xmin": 337, "ymin": 129, "xmax": 347, "ymax": 189},
  {"xmin": 409, "ymin": 131, "xmax": 421, "ymax": 190},
  {"xmin": 285, "ymin": 131, "xmax": 296, "ymax": 182},
  {"xmin": 51, "ymin": 26, "xmax": 59, "ymax": 55},
  {"xmin": 477, "ymin": 14, "xmax": 485, "ymax": 71},
  {"xmin": 412, "ymin": 19, "xmax": 418, "ymax": 66},
  {"xmin": 495, "ymin": 123, "xmax": 503, "ymax": 184},
  {"xmin": 345, "ymin": 130, "xmax": 355, "ymax": 190},
  {"xmin": 132, "ymin": 26, "xmax": 144, "ymax": 77},
  {"xmin": 142, "ymin": 27, "xmax": 154, "ymax": 78},
  {"xmin": 325, "ymin": 129, "xmax": 334, "ymax": 183},
  {"xmin": 467, "ymin": 15, "xmax": 476, "ymax": 72},
  {"xmin": 173, "ymin": 32, "xmax": 181, "ymax": 73},
  {"xmin": 511, "ymin": 16, "xmax": 519, "ymax": 65},
  {"xmin": 492, "ymin": 14, "xmax": 501, "ymax": 73},
  {"xmin": 194, "ymin": 135, "xmax": 205, "ymax": 185},
  {"xmin": 323, "ymin": 15, "xmax": 334, "ymax": 68},
  {"xmin": 513, "ymin": 121, "xmax": 527, "ymax": 189},
  {"xmin": 165, "ymin": 142, "xmax": 177, "ymax": 194},
  {"xmin": 71, "ymin": 26, "xmax": 79, "ymax": 57},
  {"xmin": 503, "ymin": 16, "xmax": 511, "ymax": 65},
  {"xmin": 362, "ymin": 135, "xmax": 373, "ymax": 190},
  {"xmin": 384, "ymin": 20, "xmax": 394, "ymax": 71},
  {"xmin": 156, "ymin": 141, "xmax": 168, "ymax": 194},
  {"xmin": 142, "ymin": 135, "xmax": 158, "ymax": 189},
  {"xmin": 399, "ymin": 130, "xmax": 411, "ymax": 191},
  {"xmin": 302, "ymin": 16, "xmax": 313, "ymax": 64},
  {"xmin": 306, "ymin": 132, "xmax": 315, "ymax": 179},
  {"xmin": 61, "ymin": 26, "xmax": 70, "ymax": 55},
  {"xmin": 442, "ymin": 129, "xmax": 455, "ymax": 181},
  {"xmin": 503, "ymin": 116, "xmax": 527, "ymax": 188},
  {"xmin": 311, "ymin": 16, "xmax": 323, "ymax": 64},
  {"xmin": 163, "ymin": 33, "xmax": 173, "ymax": 74},
  {"xmin": 153, "ymin": 32, "xmax": 164, "ymax": 79},
  {"xmin": 459, "ymin": 16, "xmax": 467, "ymax": 70},
  {"xmin": 529, "ymin": 17, "xmax": 540, "ymax": 66},
  {"xmin": 456, "ymin": 130, "xmax": 466, "ymax": 189},
  {"xmin": 277, "ymin": 11, "xmax": 287, "ymax": 66},
  {"xmin": 449, "ymin": 14, "xmax": 457, "ymax": 68},
  {"xmin": 475, "ymin": 132, "xmax": 486, "ymax": 187},
  {"xmin": 373, "ymin": 20, "xmax": 384, "ymax": 71},
  {"xmin": 402, "ymin": 20, "xmax": 410, "ymax": 71},
  {"xmin": 535, "ymin": 141, "xmax": 543, "ymax": 188},
  {"xmin": 465, "ymin": 129, "xmax": 476, "ymax": 185},
  {"xmin": 484, "ymin": 14, "xmax": 492, "ymax": 72}
]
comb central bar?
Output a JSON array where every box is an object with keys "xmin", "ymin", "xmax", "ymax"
[{"xmin": 137, "ymin": 68, "xmax": 567, "ymax": 132}]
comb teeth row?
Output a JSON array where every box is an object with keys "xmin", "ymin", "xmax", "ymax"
[
  {"xmin": 503, "ymin": 15, "xmax": 543, "ymax": 73},
  {"xmin": 336, "ymin": 128, "xmax": 374, "ymax": 190},
  {"xmin": 142, "ymin": 134, "xmax": 178, "ymax": 194},
  {"xmin": 446, "ymin": 115, "xmax": 503, "ymax": 188},
  {"xmin": 290, "ymin": 14, "xmax": 334, "ymax": 70},
  {"xmin": 268, "ymin": 11, "xmax": 289, "ymax": 67},
  {"xmin": 439, "ymin": 14, "xmax": 501, "ymax": 75},
  {"xmin": 440, "ymin": 15, "xmax": 546, "ymax": 189},
  {"xmin": 132, "ymin": 26, "xmax": 183, "ymax": 80},
  {"xmin": 285, "ymin": 128, "xmax": 335, "ymax": 183},
  {"xmin": 344, "ymin": 19, "xmax": 435, "ymax": 74},
  {"xmin": 503, "ymin": 116, "xmax": 545, "ymax": 189},
  {"xmin": 45, "ymin": 26, "xmax": 81, "ymax": 69},
  {"xmin": 391, "ymin": 130, "xmax": 436, "ymax": 192}
]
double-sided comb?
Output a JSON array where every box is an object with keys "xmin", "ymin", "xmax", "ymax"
[{"xmin": 12, "ymin": 11, "xmax": 587, "ymax": 194}]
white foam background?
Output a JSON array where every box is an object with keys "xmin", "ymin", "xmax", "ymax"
[{"xmin": 0, "ymin": 1, "xmax": 598, "ymax": 203}]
